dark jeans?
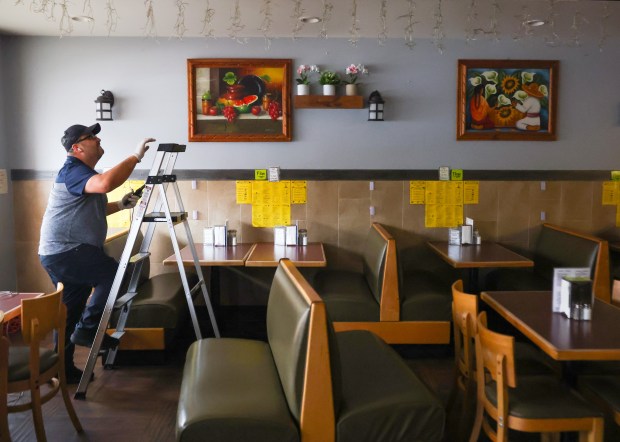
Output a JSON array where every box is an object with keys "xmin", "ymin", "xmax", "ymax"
[{"xmin": 40, "ymin": 244, "xmax": 118, "ymax": 367}]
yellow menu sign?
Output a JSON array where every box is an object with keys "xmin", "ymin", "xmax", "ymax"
[
  {"xmin": 291, "ymin": 181, "xmax": 307, "ymax": 204},
  {"xmin": 409, "ymin": 180, "xmax": 479, "ymax": 228},
  {"xmin": 602, "ymin": 181, "xmax": 620, "ymax": 205},
  {"xmin": 107, "ymin": 179, "xmax": 145, "ymax": 228},
  {"xmin": 236, "ymin": 180, "xmax": 252, "ymax": 204}
]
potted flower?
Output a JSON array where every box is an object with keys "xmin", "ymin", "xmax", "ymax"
[
  {"xmin": 296, "ymin": 64, "xmax": 319, "ymax": 95},
  {"xmin": 343, "ymin": 64, "xmax": 368, "ymax": 96},
  {"xmin": 319, "ymin": 70, "xmax": 341, "ymax": 96}
]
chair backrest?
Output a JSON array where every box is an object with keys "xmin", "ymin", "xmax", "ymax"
[
  {"xmin": 267, "ymin": 259, "xmax": 337, "ymax": 442},
  {"xmin": 475, "ymin": 311, "xmax": 517, "ymax": 393},
  {"xmin": 535, "ymin": 223, "xmax": 610, "ymax": 302},
  {"xmin": 21, "ymin": 283, "xmax": 64, "ymax": 344},
  {"xmin": 452, "ymin": 279, "xmax": 478, "ymax": 381},
  {"xmin": 363, "ymin": 223, "xmax": 399, "ymax": 320}
]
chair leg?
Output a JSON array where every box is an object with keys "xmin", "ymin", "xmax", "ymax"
[
  {"xmin": 458, "ymin": 379, "xmax": 477, "ymax": 441},
  {"xmin": 58, "ymin": 375, "xmax": 83, "ymax": 433},
  {"xmin": 468, "ymin": 397, "xmax": 484, "ymax": 442},
  {"xmin": 0, "ymin": 404, "xmax": 11, "ymax": 442},
  {"xmin": 445, "ymin": 375, "xmax": 460, "ymax": 417},
  {"xmin": 30, "ymin": 384, "xmax": 47, "ymax": 442}
]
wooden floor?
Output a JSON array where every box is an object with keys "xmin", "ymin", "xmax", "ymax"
[{"xmin": 3, "ymin": 307, "xmax": 525, "ymax": 442}]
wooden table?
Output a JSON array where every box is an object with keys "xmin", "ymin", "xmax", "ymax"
[
  {"xmin": 481, "ymin": 290, "xmax": 620, "ymax": 361},
  {"xmin": 163, "ymin": 243, "xmax": 256, "ymax": 267},
  {"xmin": 245, "ymin": 242, "xmax": 327, "ymax": 267},
  {"xmin": 427, "ymin": 241, "xmax": 533, "ymax": 292},
  {"xmin": 163, "ymin": 243, "xmax": 256, "ymax": 308},
  {"xmin": 0, "ymin": 292, "xmax": 43, "ymax": 321}
]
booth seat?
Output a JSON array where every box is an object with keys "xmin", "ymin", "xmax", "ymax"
[
  {"xmin": 485, "ymin": 223, "xmax": 611, "ymax": 302},
  {"xmin": 176, "ymin": 259, "xmax": 445, "ymax": 442},
  {"xmin": 311, "ymin": 223, "xmax": 451, "ymax": 344},
  {"xmin": 104, "ymin": 229, "xmax": 196, "ymax": 352},
  {"xmin": 578, "ymin": 375, "xmax": 620, "ymax": 441}
]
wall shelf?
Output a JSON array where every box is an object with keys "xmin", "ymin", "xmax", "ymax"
[{"xmin": 294, "ymin": 95, "xmax": 364, "ymax": 109}]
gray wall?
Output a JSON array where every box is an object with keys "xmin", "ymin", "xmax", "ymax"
[
  {"xmin": 2, "ymin": 34, "xmax": 620, "ymax": 172},
  {"xmin": 1, "ymin": 32, "xmax": 619, "ymax": 289},
  {"xmin": 0, "ymin": 37, "xmax": 16, "ymax": 289}
]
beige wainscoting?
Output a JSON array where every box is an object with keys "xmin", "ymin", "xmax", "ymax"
[{"xmin": 12, "ymin": 179, "xmax": 620, "ymax": 294}]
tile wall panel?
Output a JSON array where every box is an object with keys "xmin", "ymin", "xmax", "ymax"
[{"xmin": 12, "ymin": 179, "xmax": 620, "ymax": 293}]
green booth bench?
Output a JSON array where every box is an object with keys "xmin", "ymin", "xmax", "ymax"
[
  {"xmin": 176, "ymin": 259, "xmax": 445, "ymax": 442},
  {"xmin": 311, "ymin": 223, "xmax": 451, "ymax": 344},
  {"xmin": 103, "ymin": 229, "xmax": 197, "ymax": 354},
  {"xmin": 485, "ymin": 223, "xmax": 611, "ymax": 303}
]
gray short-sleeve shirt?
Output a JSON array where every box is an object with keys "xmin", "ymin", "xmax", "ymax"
[{"xmin": 39, "ymin": 156, "xmax": 108, "ymax": 256}]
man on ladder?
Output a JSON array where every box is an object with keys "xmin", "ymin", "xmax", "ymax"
[{"xmin": 38, "ymin": 122, "xmax": 155, "ymax": 384}]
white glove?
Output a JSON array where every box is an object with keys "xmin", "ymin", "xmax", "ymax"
[
  {"xmin": 133, "ymin": 137, "xmax": 156, "ymax": 162},
  {"xmin": 118, "ymin": 192, "xmax": 139, "ymax": 210}
]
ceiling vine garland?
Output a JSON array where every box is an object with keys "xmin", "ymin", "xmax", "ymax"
[{"xmin": 6, "ymin": 0, "xmax": 616, "ymax": 52}]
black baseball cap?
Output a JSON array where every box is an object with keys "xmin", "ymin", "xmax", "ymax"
[{"xmin": 61, "ymin": 123, "xmax": 101, "ymax": 151}]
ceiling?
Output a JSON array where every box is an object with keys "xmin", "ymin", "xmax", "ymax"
[{"xmin": 0, "ymin": 0, "xmax": 617, "ymax": 42}]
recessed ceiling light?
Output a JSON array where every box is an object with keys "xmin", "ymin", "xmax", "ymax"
[
  {"xmin": 524, "ymin": 19, "xmax": 547, "ymax": 27},
  {"xmin": 71, "ymin": 16, "xmax": 94, "ymax": 23},
  {"xmin": 299, "ymin": 16, "xmax": 322, "ymax": 24}
]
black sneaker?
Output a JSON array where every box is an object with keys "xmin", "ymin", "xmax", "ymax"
[
  {"xmin": 71, "ymin": 329, "xmax": 120, "ymax": 350},
  {"xmin": 65, "ymin": 365, "xmax": 94, "ymax": 385}
]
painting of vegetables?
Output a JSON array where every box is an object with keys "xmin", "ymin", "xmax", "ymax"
[
  {"xmin": 188, "ymin": 58, "xmax": 292, "ymax": 142},
  {"xmin": 457, "ymin": 59, "xmax": 558, "ymax": 141}
]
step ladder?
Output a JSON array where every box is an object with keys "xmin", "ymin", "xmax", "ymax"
[{"xmin": 75, "ymin": 143, "xmax": 220, "ymax": 399}]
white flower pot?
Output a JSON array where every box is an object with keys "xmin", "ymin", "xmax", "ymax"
[
  {"xmin": 323, "ymin": 85, "xmax": 336, "ymax": 96},
  {"xmin": 297, "ymin": 84, "xmax": 310, "ymax": 95},
  {"xmin": 345, "ymin": 84, "xmax": 358, "ymax": 96}
]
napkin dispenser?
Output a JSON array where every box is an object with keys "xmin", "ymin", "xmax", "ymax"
[
  {"xmin": 561, "ymin": 276, "xmax": 593, "ymax": 320},
  {"xmin": 213, "ymin": 225, "xmax": 227, "ymax": 247},
  {"xmin": 285, "ymin": 225, "xmax": 298, "ymax": 246},
  {"xmin": 460, "ymin": 225, "xmax": 473, "ymax": 245},
  {"xmin": 274, "ymin": 226, "xmax": 286, "ymax": 246}
]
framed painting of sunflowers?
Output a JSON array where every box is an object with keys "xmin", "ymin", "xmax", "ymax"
[{"xmin": 457, "ymin": 59, "xmax": 558, "ymax": 141}]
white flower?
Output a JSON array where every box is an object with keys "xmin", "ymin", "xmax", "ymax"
[
  {"xmin": 521, "ymin": 71, "xmax": 535, "ymax": 84},
  {"xmin": 482, "ymin": 71, "xmax": 498, "ymax": 84},
  {"xmin": 497, "ymin": 94, "xmax": 511, "ymax": 107},
  {"xmin": 469, "ymin": 76, "xmax": 482, "ymax": 87},
  {"xmin": 513, "ymin": 90, "xmax": 528, "ymax": 102},
  {"xmin": 484, "ymin": 84, "xmax": 497, "ymax": 100}
]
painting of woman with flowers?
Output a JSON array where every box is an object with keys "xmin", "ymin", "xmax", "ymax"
[{"xmin": 457, "ymin": 59, "xmax": 558, "ymax": 141}]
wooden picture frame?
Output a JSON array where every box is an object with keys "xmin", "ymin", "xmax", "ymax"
[
  {"xmin": 187, "ymin": 58, "xmax": 292, "ymax": 142},
  {"xmin": 457, "ymin": 59, "xmax": 558, "ymax": 141}
]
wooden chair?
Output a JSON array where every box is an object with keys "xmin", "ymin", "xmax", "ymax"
[
  {"xmin": 470, "ymin": 311, "xmax": 603, "ymax": 442},
  {"xmin": 447, "ymin": 280, "xmax": 554, "ymax": 440},
  {"xmin": 447, "ymin": 281, "xmax": 477, "ymax": 417},
  {"xmin": 445, "ymin": 280, "xmax": 479, "ymax": 441},
  {"xmin": 0, "ymin": 283, "xmax": 83, "ymax": 442}
]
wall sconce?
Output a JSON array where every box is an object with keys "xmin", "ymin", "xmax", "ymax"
[
  {"xmin": 95, "ymin": 90, "xmax": 114, "ymax": 121},
  {"xmin": 368, "ymin": 90, "xmax": 384, "ymax": 121}
]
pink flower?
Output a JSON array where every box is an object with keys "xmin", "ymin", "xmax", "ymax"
[{"xmin": 344, "ymin": 64, "xmax": 368, "ymax": 84}]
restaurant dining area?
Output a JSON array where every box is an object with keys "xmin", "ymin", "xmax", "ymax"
[{"xmin": 2, "ymin": 1, "xmax": 620, "ymax": 441}]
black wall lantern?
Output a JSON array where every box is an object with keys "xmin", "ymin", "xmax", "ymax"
[
  {"xmin": 368, "ymin": 90, "xmax": 385, "ymax": 121},
  {"xmin": 95, "ymin": 90, "xmax": 114, "ymax": 121}
]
